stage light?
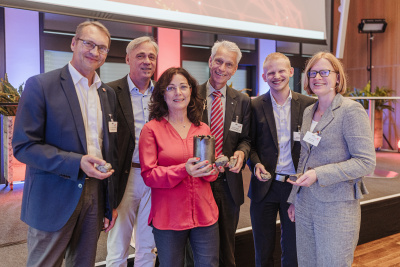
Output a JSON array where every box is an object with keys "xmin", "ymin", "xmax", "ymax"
[{"xmin": 358, "ymin": 19, "xmax": 387, "ymax": 33}]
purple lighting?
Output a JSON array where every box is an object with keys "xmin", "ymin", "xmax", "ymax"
[{"xmin": 5, "ymin": 8, "xmax": 40, "ymax": 88}]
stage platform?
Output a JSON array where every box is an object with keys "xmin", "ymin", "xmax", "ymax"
[{"xmin": 0, "ymin": 151, "xmax": 399, "ymax": 267}]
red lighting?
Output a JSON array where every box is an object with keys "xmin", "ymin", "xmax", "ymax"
[{"xmin": 398, "ymin": 140, "xmax": 400, "ymax": 152}]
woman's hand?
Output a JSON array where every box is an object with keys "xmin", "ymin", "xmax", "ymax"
[
  {"xmin": 288, "ymin": 204, "xmax": 295, "ymax": 222},
  {"xmin": 287, "ymin": 169, "xmax": 317, "ymax": 187},
  {"xmin": 185, "ymin": 157, "xmax": 218, "ymax": 177}
]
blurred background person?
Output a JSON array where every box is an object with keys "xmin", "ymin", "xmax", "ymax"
[
  {"xmin": 287, "ymin": 52, "xmax": 376, "ymax": 266},
  {"xmin": 139, "ymin": 67, "xmax": 222, "ymax": 267}
]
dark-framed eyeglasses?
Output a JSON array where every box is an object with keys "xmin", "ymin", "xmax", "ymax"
[
  {"xmin": 307, "ymin": 69, "xmax": 336, "ymax": 78},
  {"xmin": 77, "ymin": 38, "xmax": 109, "ymax": 54},
  {"xmin": 166, "ymin": 84, "xmax": 191, "ymax": 92}
]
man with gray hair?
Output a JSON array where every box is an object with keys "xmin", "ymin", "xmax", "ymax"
[
  {"xmin": 106, "ymin": 36, "xmax": 158, "ymax": 267},
  {"xmin": 198, "ymin": 40, "xmax": 251, "ymax": 266}
]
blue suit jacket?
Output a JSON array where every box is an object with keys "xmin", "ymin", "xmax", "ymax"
[{"xmin": 12, "ymin": 65, "xmax": 118, "ymax": 232}]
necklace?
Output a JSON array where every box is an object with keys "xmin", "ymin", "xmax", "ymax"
[{"xmin": 167, "ymin": 115, "xmax": 187, "ymax": 128}]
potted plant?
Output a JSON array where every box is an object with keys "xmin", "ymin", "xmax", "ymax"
[
  {"xmin": 0, "ymin": 74, "xmax": 24, "ymax": 190},
  {"xmin": 346, "ymin": 81, "xmax": 395, "ymax": 149}
]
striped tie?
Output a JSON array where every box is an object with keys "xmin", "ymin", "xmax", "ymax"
[{"xmin": 211, "ymin": 91, "xmax": 224, "ymax": 157}]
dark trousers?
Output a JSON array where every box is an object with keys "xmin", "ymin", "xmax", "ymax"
[
  {"xmin": 153, "ymin": 223, "xmax": 219, "ymax": 267},
  {"xmin": 250, "ymin": 180, "xmax": 297, "ymax": 267},
  {"xmin": 26, "ymin": 178, "xmax": 104, "ymax": 267},
  {"xmin": 211, "ymin": 174, "xmax": 240, "ymax": 267}
]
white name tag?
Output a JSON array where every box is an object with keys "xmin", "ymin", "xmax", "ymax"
[
  {"xmin": 293, "ymin": 131, "xmax": 301, "ymax": 142},
  {"xmin": 303, "ymin": 131, "xmax": 321, "ymax": 146},
  {"xmin": 109, "ymin": 121, "xmax": 118, "ymax": 133},
  {"xmin": 229, "ymin": 122, "xmax": 243, "ymax": 133}
]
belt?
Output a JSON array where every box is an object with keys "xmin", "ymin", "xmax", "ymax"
[
  {"xmin": 131, "ymin": 162, "xmax": 141, "ymax": 168},
  {"xmin": 275, "ymin": 173, "xmax": 290, "ymax": 182}
]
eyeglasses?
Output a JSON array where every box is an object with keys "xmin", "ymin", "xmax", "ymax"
[
  {"xmin": 77, "ymin": 38, "xmax": 109, "ymax": 54},
  {"xmin": 307, "ymin": 69, "xmax": 336, "ymax": 78},
  {"xmin": 166, "ymin": 85, "xmax": 191, "ymax": 92}
]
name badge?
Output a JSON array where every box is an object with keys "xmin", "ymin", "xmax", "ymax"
[
  {"xmin": 109, "ymin": 121, "xmax": 118, "ymax": 133},
  {"xmin": 229, "ymin": 122, "xmax": 243, "ymax": 133},
  {"xmin": 293, "ymin": 131, "xmax": 301, "ymax": 142},
  {"xmin": 303, "ymin": 131, "xmax": 321, "ymax": 146}
]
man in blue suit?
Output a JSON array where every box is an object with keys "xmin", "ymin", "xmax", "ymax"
[{"xmin": 12, "ymin": 21, "xmax": 118, "ymax": 267}]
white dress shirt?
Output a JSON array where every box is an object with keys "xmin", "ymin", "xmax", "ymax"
[
  {"xmin": 271, "ymin": 91, "xmax": 296, "ymax": 175},
  {"xmin": 68, "ymin": 62, "xmax": 103, "ymax": 160},
  {"xmin": 127, "ymin": 76, "xmax": 154, "ymax": 164}
]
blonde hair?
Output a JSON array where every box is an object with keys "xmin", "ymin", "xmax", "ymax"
[
  {"xmin": 263, "ymin": 52, "xmax": 291, "ymax": 70},
  {"xmin": 303, "ymin": 52, "xmax": 347, "ymax": 95}
]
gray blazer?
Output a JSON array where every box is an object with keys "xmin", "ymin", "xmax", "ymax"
[{"xmin": 288, "ymin": 94, "xmax": 376, "ymax": 203}]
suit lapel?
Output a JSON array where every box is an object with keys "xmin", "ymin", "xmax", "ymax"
[
  {"xmin": 290, "ymin": 92, "xmax": 301, "ymax": 149},
  {"xmin": 302, "ymin": 103, "xmax": 316, "ymax": 152},
  {"xmin": 224, "ymin": 86, "xmax": 237, "ymax": 143},
  {"xmin": 313, "ymin": 94, "xmax": 342, "ymax": 134},
  {"xmin": 262, "ymin": 92, "xmax": 279, "ymax": 149},
  {"xmin": 60, "ymin": 65, "xmax": 87, "ymax": 153},
  {"xmin": 199, "ymin": 83, "xmax": 209, "ymax": 125},
  {"xmin": 115, "ymin": 76, "xmax": 135, "ymax": 138},
  {"xmin": 98, "ymin": 83, "xmax": 111, "ymax": 155}
]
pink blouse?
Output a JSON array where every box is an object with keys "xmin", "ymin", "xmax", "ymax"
[{"xmin": 139, "ymin": 118, "xmax": 219, "ymax": 230}]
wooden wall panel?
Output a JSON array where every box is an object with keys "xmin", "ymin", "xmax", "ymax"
[{"xmin": 333, "ymin": 0, "xmax": 400, "ymax": 149}]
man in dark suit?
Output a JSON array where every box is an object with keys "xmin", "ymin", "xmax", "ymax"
[
  {"xmin": 247, "ymin": 52, "xmax": 315, "ymax": 267},
  {"xmin": 106, "ymin": 36, "xmax": 158, "ymax": 267},
  {"xmin": 12, "ymin": 21, "xmax": 118, "ymax": 266},
  {"xmin": 198, "ymin": 40, "xmax": 251, "ymax": 266}
]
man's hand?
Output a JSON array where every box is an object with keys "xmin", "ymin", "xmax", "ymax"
[
  {"xmin": 287, "ymin": 169, "xmax": 317, "ymax": 187},
  {"xmin": 80, "ymin": 155, "xmax": 114, "ymax": 180},
  {"xmin": 103, "ymin": 209, "xmax": 118, "ymax": 233},
  {"xmin": 288, "ymin": 204, "xmax": 295, "ymax": 222},
  {"xmin": 254, "ymin": 163, "xmax": 270, "ymax": 182},
  {"xmin": 229, "ymin": 150, "xmax": 245, "ymax": 173}
]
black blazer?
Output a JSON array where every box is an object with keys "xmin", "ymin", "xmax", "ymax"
[
  {"xmin": 247, "ymin": 91, "xmax": 315, "ymax": 203},
  {"xmin": 199, "ymin": 82, "xmax": 251, "ymax": 206}
]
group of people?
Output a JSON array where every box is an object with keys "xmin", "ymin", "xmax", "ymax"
[{"xmin": 12, "ymin": 20, "xmax": 376, "ymax": 267}]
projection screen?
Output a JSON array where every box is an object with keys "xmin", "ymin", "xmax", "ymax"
[{"xmin": 1, "ymin": 0, "xmax": 327, "ymax": 43}]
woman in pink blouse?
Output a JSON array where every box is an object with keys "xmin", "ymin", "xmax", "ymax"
[{"xmin": 139, "ymin": 67, "xmax": 221, "ymax": 266}]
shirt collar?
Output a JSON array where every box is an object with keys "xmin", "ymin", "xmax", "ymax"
[
  {"xmin": 68, "ymin": 62, "xmax": 102, "ymax": 88},
  {"xmin": 207, "ymin": 80, "xmax": 227, "ymax": 98},
  {"xmin": 271, "ymin": 90, "xmax": 292, "ymax": 107},
  {"xmin": 127, "ymin": 76, "xmax": 154, "ymax": 95}
]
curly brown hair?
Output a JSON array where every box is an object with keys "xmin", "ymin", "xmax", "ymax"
[{"xmin": 149, "ymin": 67, "xmax": 203, "ymax": 126}]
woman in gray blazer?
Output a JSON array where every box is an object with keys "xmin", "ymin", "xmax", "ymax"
[{"xmin": 286, "ymin": 52, "xmax": 376, "ymax": 267}]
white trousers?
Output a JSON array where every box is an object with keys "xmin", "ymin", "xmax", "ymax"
[{"xmin": 106, "ymin": 167, "xmax": 156, "ymax": 267}]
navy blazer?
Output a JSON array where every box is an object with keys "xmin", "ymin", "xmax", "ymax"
[
  {"xmin": 199, "ymin": 82, "xmax": 251, "ymax": 206},
  {"xmin": 12, "ymin": 65, "xmax": 118, "ymax": 232},
  {"xmin": 247, "ymin": 91, "xmax": 315, "ymax": 202}
]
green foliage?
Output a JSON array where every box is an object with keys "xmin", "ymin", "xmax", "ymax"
[
  {"xmin": 346, "ymin": 81, "xmax": 395, "ymax": 112},
  {"xmin": 0, "ymin": 74, "xmax": 24, "ymax": 116}
]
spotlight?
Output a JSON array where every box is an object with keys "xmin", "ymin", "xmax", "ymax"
[{"xmin": 358, "ymin": 19, "xmax": 387, "ymax": 33}]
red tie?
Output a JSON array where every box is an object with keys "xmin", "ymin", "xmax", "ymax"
[{"xmin": 211, "ymin": 91, "xmax": 224, "ymax": 156}]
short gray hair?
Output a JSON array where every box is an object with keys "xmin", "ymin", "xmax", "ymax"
[
  {"xmin": 210, "ymin": 40, "xmax": 242, "ymax": 65},
  {"xmin": 126, "ymin": 36, "xmax": 159, "ymax": 55}
]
